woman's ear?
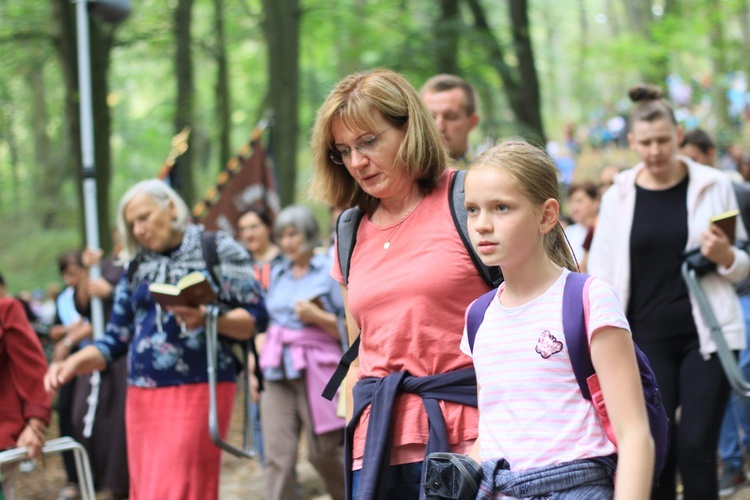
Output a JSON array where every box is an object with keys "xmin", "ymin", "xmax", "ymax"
[{"xmin": 540, "ymin": 199, "xmax": 559, "ymax": 234}]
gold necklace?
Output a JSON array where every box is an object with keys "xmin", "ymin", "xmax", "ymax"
[{"xmin": 376, "ymin": 197, "xmax": 422, "ymax": 250}]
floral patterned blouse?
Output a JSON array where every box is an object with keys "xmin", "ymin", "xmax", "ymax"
[{"xmin": 94, "ymin": 224, "xmax": 268, "ymax": 388}]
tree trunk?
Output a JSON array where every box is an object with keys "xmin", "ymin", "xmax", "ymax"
[
  {"xmin": 739, "ymin": 1, "xmax": 750, "ymax": 76},
  {"xmin": 464, "ymin": 0, "xmax": 545, "ymax": 144},
  {"xmin": 708, "ymin": 0, "xmax": 730, "ymax": 131},
  {"xmin": 742, "ymin": 0, "xmax": 750, "ymax": 45},
  {"xmin": 174, "ymin": 0, "xmax": 196, "ymax": 206},
  {"xmin": 622, "ymin": 0, "xmax": 650, "ymax": 35},
  {"xmin": 606, "ymin": 1, "xmax": 621, "ymax": 36},
  {"xmin": 261, "ymin": 0, "xmax": 300, "ymax": 208},
  {"xmin": 27, "ymin": 66, "xmax": 60, "ymax": 229},
  {"xmin": 50, "ymin": 0, "xmax": 114, "ymax": 251},
  {"xmin": 539, "ymin": 0, "xmax": 559, "ymax": 119},
  {"xmin": 213, "ymin": 0, "xmax": 231, "ymax": 170},
  {"xmin": 0, "ymin": 83, "xmax": 21, "ymax": 210},
  {"xmin": 508, "ymin": 0, "xmax": 545, "ymax": 144},
  {"xmin": 435, "ymin": 0, "xmax": 461, "ymax": 74},
  {"xmin": 89, "ymin": 18, "xmax": 114, "ymax": 252},
  {"xmin": 576, "ymin": 0, "xmax": 588, "ymax": 122},
  {"xmin": 50, "ymin": 0, "xmax": 82, "ymax": 241},
  {"xmin": 337, "ymin": 0, "xmax": 367, "ymax": 76}
]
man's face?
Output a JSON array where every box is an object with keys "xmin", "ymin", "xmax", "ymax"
[
  {"xmin": 422, "ymin": 87, "xmax": 479, "ymax": 160},
  {"xmin": 680, "ymin": 143, "xmax": 715, "ymax": 167}
]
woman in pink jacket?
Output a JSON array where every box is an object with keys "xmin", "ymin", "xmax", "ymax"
[{"xmin": 589, "ymin": 84, "xmax": 749, "ymax": 500}]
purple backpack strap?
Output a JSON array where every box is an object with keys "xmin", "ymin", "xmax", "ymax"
[
  {"xmin": 562, "ymin": 272, "xmax": 595, "ymax": 400},
  {"xmin": 467, "ymin": 289, "xmax": 498, "ymax": 352}
]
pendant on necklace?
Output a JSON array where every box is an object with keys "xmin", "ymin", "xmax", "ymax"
[{"xmin": 384, "ymin": 241, "xmax": 391, "ymax": 250}]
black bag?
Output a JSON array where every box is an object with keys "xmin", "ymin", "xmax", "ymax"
[
  {"xmin": 423, "ymin": 452, "xmax": 483, "ymax": 500},
  {"xmin": 683, "ymin": 241, "xmax": 750, "ymax": 277},
  {"xmin": 682, "ymin": 247, "xmax": 717, "ymax": 277}
]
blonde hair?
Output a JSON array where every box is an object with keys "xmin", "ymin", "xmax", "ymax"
[
  {"xmin": 116, "ymin": 179, "xmax": 190, "ymax": 261},
  {"xmin": 470, "ymin": 140, "xmax": 577, "ymax": 272},
  {"xmin": 310, "ymin": 68, "xmax": 448, "ymax": 215}
]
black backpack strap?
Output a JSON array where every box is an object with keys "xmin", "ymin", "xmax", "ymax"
[
  {"xmin": 323, "ymin": 209, "xmax": 365, "ymax": 400},
  {"xmin": 336, "ymin": 207, "xmax": 365, "ymax": 286},
  {"xmin": 201, "ymin": 230, "xmax": 222, "ymax": 294},
  {"xmin": 125, "ymin": 253, "xmax": 144, "ymax": 288},
  {"xmin": 201, "ymin": 230, "xmax": 260, "ymax": 386},
  {"xmin": 322, "ymin": 334, "xmax": 360, "ymax": 401},
  {"xmin": 449, "ymin": 170, "xmax": 503, "ymax": 287}
]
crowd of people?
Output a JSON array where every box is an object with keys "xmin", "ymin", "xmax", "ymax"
[{"xmin": 3, "ymin": 69, "xmax": 750, "ymax": 500}]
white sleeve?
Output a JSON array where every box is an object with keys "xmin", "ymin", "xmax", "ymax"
[{"xmin": 588, "ymin": 188, "xmax": 617, "ymax": 285}]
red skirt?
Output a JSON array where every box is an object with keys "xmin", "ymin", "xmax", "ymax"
[{"xmin": 125, "ymin": 382, "xmax": 235, "ymax": 500}]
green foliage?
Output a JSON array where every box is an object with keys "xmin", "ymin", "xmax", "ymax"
[
  {"xmin": 3, "ymin": 0, "xmax": 750, "ymax": 290},
  {"xmin": 0, "ymin": 211, "xmax": 80, "ymax": 295}
]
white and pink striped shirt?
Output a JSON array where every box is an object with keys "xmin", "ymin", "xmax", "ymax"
[{"xmin": 460, "ymin": 268, "xmax": 629, "ymax": 470}]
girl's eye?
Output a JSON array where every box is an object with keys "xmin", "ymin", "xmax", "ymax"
[
  {"xmin": 496, "ymin": 205, "xmax": 509, "ymax": 212},
  {"xmin": 466, "ymin": 206, "xmax": 478, "ymax": 215}
]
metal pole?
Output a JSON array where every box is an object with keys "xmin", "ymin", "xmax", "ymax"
[
  {"xmin": 74, "ymin": 0, "xmax": 105, "ymax": 340},
  {"xmin": 74, "ymin": 0, "xmax": 104, "ymax": 439}
]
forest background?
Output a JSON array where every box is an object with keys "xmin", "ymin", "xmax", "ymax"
[{"xmin": 1, "ymin": 0, "xmax": 749, "ymax": 294}]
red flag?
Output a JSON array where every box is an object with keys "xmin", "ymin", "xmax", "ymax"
[{"xmin": 193, "ymin": 134, "xmax": 280, "ymax": 236}]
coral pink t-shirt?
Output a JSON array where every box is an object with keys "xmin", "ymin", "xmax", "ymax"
[{"xmin": 331, "ymin": 170, "xmax": 490, "ymax": 465}]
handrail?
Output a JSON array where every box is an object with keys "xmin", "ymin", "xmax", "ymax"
[
  {"xmin": 205, "ymin": 305, "xmax": 254, "ymax": 458},
  {"xmin": 0, "ymin": 437, "xmax": 96, "ymax": 500}
]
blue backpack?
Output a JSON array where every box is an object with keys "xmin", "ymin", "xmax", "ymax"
[{"xmin": 466, "ymin": 272, "xmax": 669, "ymax": 485}]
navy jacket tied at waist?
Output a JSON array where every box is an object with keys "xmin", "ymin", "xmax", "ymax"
[{"xmin": 345, "ymin": 367, "xmax": 478, "ymax": 500}]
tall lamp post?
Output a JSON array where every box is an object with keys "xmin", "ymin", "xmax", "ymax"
[{"xmin": 72, "ymin": 0, "xmax": 130, "ymax": 437}]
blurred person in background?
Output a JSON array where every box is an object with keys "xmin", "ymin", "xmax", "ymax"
[
  {"xmin": 589, "ymin": 84, "xmax": 750, "ymax": 500},
  {"xmin": 420, "ymin": 74, "xmax": 480, "ymax": 168},
  {"xmin": 0, "ymin": 293, "xmax": 51, "ymax": 500},
  {"xmin": 258, "ymin": 204, "xmax": 345, "ymax": 500},
  {"xmin": 236, "ymin": 203, "xmax": 283, "ymax": 465},
  {"xmin": 680, "ymin": 127, "xmax": 750, "ymax": 496},
  {"xmin": 563, "ymin": 181, "xmax": 600, "ymax": 270},
  {"xmin": 45, "ymin": 179, "xmax": 267, "ymax": 500},
  {"xmin": 48, "ymin": 251, "xmax": 92, "ymax": 500}
]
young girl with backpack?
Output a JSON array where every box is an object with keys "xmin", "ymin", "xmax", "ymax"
[{"xmin": 461, "ymin": 141, "xmax": 654, "ymax": 499}]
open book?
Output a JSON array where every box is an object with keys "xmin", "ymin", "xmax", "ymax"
[
  {"xmin": 710, "ymin": 209, "xmax": 739, "ymax": 244},
  {"xmin": 148, "ymin": 271, "xmax": 217, "ymax": 308}
]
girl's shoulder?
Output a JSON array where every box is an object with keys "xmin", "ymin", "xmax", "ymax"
[
  {"xmin": 582, "ymin": 274, "xmax": 631, "ymax": 334},
  {"xmin": 584, "ymin": 274, "xmax": 619, "ymax": 300}
]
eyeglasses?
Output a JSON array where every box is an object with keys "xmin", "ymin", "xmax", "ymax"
[{"xmin": 329, "ymin": 127, "xmax": 392, "ymax": 165}]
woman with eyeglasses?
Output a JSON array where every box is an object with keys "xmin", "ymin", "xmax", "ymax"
[{"xmin": 310, "ymin": 69, "xmax": 492, "ymax": 499}]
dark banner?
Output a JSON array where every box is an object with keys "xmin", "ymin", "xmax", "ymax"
[{"xmin": 193, "ymin": 135, "xmax": 280, "ymax": 237}]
